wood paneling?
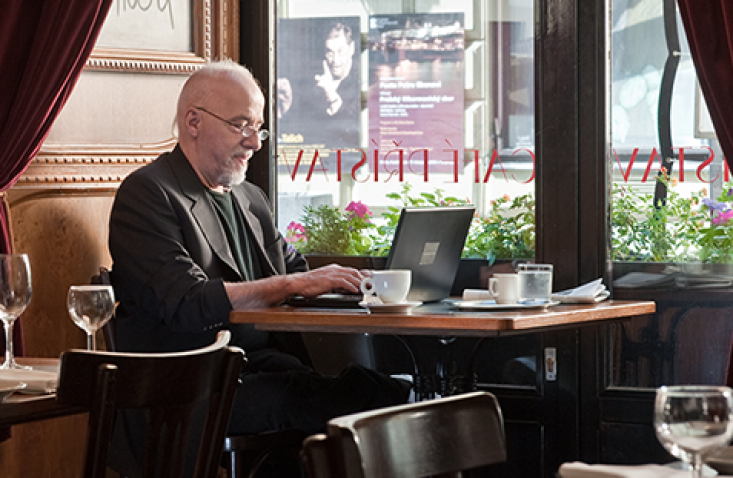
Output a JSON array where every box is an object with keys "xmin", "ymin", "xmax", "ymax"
[
  {"xmin": 0, "ymin": 190, "xmax": 115, "ymax": 477},
  {"xmin": 0, "ymin": 2, "xmax": 239, "ymax": 475}
]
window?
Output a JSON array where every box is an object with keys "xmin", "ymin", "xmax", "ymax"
[
  {"xmin": 610, "ymin": 0, "xmax": 727, "ymax": 273},
  {"xmin": 275, "ymin": 0, "xmax": 535, "ymax": 260}
]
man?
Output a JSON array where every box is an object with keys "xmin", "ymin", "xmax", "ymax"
[{"xmin": 108, "ymin": 60, "xmax": 409, "ymax": 473}]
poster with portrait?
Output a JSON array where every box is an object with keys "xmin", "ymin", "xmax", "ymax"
[
  {"xmin": 277, "ymin": 17, "xmax": 361, "ymax": 165},
  {"xmin": 368, "ymin": 13, "xmax": 464, "ymax": 175}
]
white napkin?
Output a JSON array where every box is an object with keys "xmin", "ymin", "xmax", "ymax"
[
  {"xmin": 558, "ymin": 462, "xmax": 712, "ymax": 478},
  {"xmin": 0, "ymin": 368, "xmax": 58, "ymax": 394},
  {"xmin": 462, "ymin": 289, "xmax": 492, "ymax": 301},
  {"xmin": 552, "ymin": 278, "xmax": 610, "ymax": 303}
]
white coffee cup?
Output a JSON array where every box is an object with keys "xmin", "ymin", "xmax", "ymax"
[
  {"xmin": 360, "ymin": 270, "xmax": 411, "ymax": 304},
  {"xmin": 488, "ymin": 273, "xmax": 520, "ymax": 304}
]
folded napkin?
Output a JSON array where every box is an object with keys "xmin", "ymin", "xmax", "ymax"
[
  {"xmin": 0, "ymin": 368, "xmax": 58, "ymax": 394},
  {"xmin": 462, "ymin": 289, "xmax": 492, "ymax": 301},
  {"xmin": 552, "ymin": 278, "xmax": 610, "ymax": 303},
  {"xmin": 559, "ymin": 462, "xmax": 701, "ymax": 478}
]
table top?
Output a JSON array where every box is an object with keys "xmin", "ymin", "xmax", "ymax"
[
  {"xmin": 0, "ymin": 358, "xmax": 84, "ymax": 428},
  {"xmin": 230, "ymin": 299, "xmax": 656, "ymax": 337}
]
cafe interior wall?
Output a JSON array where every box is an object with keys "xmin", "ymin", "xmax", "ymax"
[
  {"xmin": 0, "ymin": 73, "xmax": 188, "ymax": 477},
  {"xmin": 0, "ymin": 1, "xmax": 240, "ymax": 474}
]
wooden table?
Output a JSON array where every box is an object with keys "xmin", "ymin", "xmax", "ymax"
[
  {"xmin": 231, "ymin": 299, "xmax": 656, "ymax": 399},
  {"xmin": 230, "ymin": 299, "xmax": 656, "ymax": 337},
  {"xmin": 0, "ymin": 358, "xmax": 84, "ymax": 428}
]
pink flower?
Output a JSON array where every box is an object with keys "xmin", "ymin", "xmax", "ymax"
[
  {"xmin": 713, "ymin": 210, "xmax": 733, "ymax": 226},
  {"xmin": 285, "ymin": 222, "xmax": 307, "ymax": 244},
  {"xmin": 287, "ymin": 221, "xmax": 305, "ymax": 233},
  {"xmin": 345, "ymin": 201, "xmax": 371, "ymax": 219}
]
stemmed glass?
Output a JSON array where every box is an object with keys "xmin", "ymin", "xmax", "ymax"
[
  {"xmin": 0, "ymin": 254, "xmax": 32, "ymax": 370},
  {"xmin": 654, "ymin": 385, "xmax": 733, "ymax": 478},
  {"xmin": 67, "ymin": 285, "xmax": 115, "ymax": 350}
]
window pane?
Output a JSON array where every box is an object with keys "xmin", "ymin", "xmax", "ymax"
[
  {"xmin": 609, "ymin": 0, "xmax": 731, "ymax": 390},
  {"xmin": 275, "ymin": 0, "xmax": 535, "ymax": 261},
  {"xmin": 610, "ymin": 0, "xmax": 725, "ymax": 271}
]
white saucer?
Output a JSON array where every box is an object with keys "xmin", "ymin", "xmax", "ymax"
[
  {"xmin": 451, "ymin": 300, "xmax": 560, "ymax": 310},
  {"xmin": 359, "ymin": 300, "xmax": 423, "ymax": 314},
  {"xmin": 0, "ymin": 379, "xmax": 26, "ymax": 403}
]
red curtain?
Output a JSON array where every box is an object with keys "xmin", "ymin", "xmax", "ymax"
[
  {"xmin": 0, "ymin": 0, "xmax": 112, "ymax": 359},
  {"xmin": 677, "ymin": 0, "xmax": 733, "ymax": 170},
  {"xmin": 677, "ymin": 1, "xmax": 733, "ymax": 387}
]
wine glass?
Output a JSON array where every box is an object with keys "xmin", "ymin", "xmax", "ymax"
[
  {"xmin": 0, "ymin": 254, "xmax": 32, "ymax": 370},
  {"xmin": 654, "ymin": 385, "xmax": 733, "ymax": 477},
  {"xmin": 67, "ymin": 285, "xmax": 115, "ymax": 350}
]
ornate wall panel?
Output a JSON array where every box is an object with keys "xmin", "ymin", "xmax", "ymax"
[{"xmin": 0, "ymin": 3, "xmax": 239, "ymax": 476}]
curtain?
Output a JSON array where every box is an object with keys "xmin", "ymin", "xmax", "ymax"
[
  {"xmin": 0, "ymin": 0, "xmax": 113, "ymax": 359},
  {"xmin": 677, "ymin": 1, "xmax": 733, "ymax": 387},
  {"xmin": 677, "ymin": 0, "xmax": 733, "ymax": 170}
]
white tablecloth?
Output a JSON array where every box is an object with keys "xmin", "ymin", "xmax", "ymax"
[{"xmin": 559, "ymin": 462, "xmax": 721, "ymax": 477}]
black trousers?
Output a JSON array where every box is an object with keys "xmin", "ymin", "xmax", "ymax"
[{"xmin": 228, "ymin": 347, "xmax": 410, "ymax": 435}]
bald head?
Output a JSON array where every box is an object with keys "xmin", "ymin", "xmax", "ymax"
[
  {"xmin": 176, "ymin": 60, "xmax": 267, "ymax": 192},
  {"xmin": 177, "ymin": 60, "xmax": 262, "ymax": 131}
]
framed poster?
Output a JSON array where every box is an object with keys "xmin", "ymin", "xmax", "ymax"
[
  {"xmin": 86, "ymin": 0, "xmax": 238, "ymax": 74},
  {"xmin": 277, "ymin": 16, "xmax": 362, "ymax": 156}
]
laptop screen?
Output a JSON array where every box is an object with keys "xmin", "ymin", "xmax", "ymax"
[{"xmin": 386, "ymin": 206, "xmax": 475, "ymax": 302}]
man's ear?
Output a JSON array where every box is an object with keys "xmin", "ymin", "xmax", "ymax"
[{"xmin": 183, "ymin": 109, "xmax": 201, "ymax": 138}]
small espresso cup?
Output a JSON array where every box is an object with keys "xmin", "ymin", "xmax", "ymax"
[
  {"xmin": 488, "ymin": 273, "xmax": 520, "ymax": 304},
  {"xmin": 360, "ymin": 270, "xmax": 411, "ymax": 304},
  {"xmin": 517, "ymin": 263, "xmax": 553, "ymax": 303}
]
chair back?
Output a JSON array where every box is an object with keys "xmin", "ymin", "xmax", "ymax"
[
  {"xmin": 301, "ymin": 391, "xmax": 506, "ymax": 478},
  {"xmin": 57, "ymin": 330, "xmax": 246, "ymax": 478}
]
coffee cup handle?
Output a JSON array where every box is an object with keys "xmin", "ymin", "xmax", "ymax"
[
  {"xmin": 360, "ymin": 277, "xmax": 376, "ymax": 296},
  {"xmin": 488, "ymin": 277, "xmax": 499, "ymax": 298}
]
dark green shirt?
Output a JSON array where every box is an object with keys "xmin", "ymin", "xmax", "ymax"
[{"xmin": 207, "ymin": 189, "xmax": 268, "ymax": 351}]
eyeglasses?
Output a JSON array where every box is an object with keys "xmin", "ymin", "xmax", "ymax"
[{"xmin": 194, "ymin": 107, "xmax": 270, "ymax": 141}]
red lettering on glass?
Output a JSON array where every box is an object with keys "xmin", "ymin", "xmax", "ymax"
[
  {"xmin": 514, "ymin": 148, "xmax": 535, "ymax": 183},
  {"xmin": 334, "ymin": 149, "xmax": 347, "ymax": 182},
  {"xmin": 614, "ymin": 148, "xmax": 638, "ymax": 182},
  {"xmin": 408, "ymin": 149, "xmax": 430, "ymax": 182},
  {"xmin": 305, "ymin": 149, "xmax": 328, "ymax": 182},
  {"xmin": 351, "ymin": 149, "xmax": 369, "ymax": 182},
  {"xmin": 482, "ymin": 149, "xmax": 509, "ymax": 183},
  {"xmin": 280, "ymin": 149, "xmax": 303, "ymax": 181},
  {"xmin": 641, "ymin": 148, "xmax": 663, "ymax": 182},
  {"xmin": 466, "ymin": 149, "xmax": 480, "ymax": 183},
  {"xmin": 677, "ymin": 146, "xmax": 692, "ymax": 182},
  {"xmin": 383, "ymin": 147, "xmax": 405, "ymax": 182},
  {"xmin": 443, "ymin": 140, "xmax": 459, "ymax": 183},
  {"xmin": 696, "ymin": 146, "xmax": 715, "ymax": 183}
]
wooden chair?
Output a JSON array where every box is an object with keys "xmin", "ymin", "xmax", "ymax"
[
  {"xmin": 56, "ymin": 330, "xmax": 245, "ymax": 478},
  {"xmin": 301, "ymin": 391, "xmax": 506, "ymax": 478},
  {"xmin": 93, "ymin": 267, "xmax": 307, "ymax": 477}
]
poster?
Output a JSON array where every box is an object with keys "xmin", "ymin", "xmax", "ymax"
[
  {"xmin": 277, "ymin": 17, "xmax": 361, "ymax": 166},
  {"xmin": 368, "ymin": 13, "xmax": 465, "ymax": 176}
]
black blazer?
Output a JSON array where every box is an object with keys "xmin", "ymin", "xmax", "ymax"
[{"xmin": 109, "ymin": 145, "xmax": 307, "ymax": 353}]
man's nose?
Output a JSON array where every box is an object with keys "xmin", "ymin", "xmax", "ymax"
[{"xmin": 243, "ymin": 133, "xmax": 262, "ymax": 151}]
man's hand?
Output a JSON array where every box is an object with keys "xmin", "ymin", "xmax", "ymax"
[
  {"xmin": 290, "ymin": 264, "xmax": 365, "ymax": 297},
  {"xmin": 314, "ymin": 60, "xmax": 343, "ymax": 115},
  {"xmin": 225, "ymin": 265, "xmax": 371, "ymax": 309}
]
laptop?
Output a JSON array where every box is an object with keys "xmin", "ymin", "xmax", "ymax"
[
  {"xmin": 286, "ymin": 205, "xmax": 475, "ymax": 306},
  {"xmin": 386, "ymin": 206, "xmax": 475, "ymax": 302}
]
